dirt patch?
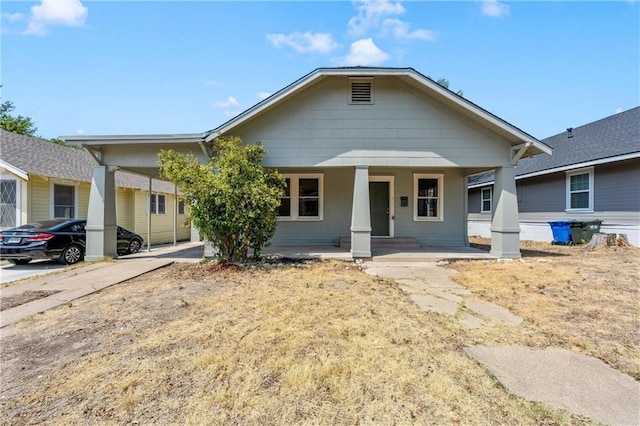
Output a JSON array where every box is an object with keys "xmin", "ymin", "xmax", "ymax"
[{"xmin": 0, "ymin": 290, "xmax": 61, "ymax": 311}]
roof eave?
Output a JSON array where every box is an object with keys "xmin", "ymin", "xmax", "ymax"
[{"xmin": 0, "ymin": 159, "xmax": 29, "ymax": 181}]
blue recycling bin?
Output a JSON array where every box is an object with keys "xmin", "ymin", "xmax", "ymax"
[{"xmin": 548, "ymin": 221, "xmax": 575, "ymax": 245}]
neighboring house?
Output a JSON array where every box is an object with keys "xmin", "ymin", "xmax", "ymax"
[
  {"xmin": 468, "ymin": 107, "xmax": 640, "ymax": 246},
  {"xmin": 0, "ymin": 129, "xmax": 190, "ymax": 245},
  {"xmin": 65, "ymin": 67, "xmax": 551, "ymax": 259}
]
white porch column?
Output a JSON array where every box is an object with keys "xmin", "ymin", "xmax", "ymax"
[
  {"xmin": 86, "ymin": 166, "xmax": 118, "ymax": 261},
  {"xmin": 350, "ymin": 165, "xmax": 371, "ymax": 258},
  {"xmin": 490, "ymin": 166, "xmax": 521, "ymax": 258}
]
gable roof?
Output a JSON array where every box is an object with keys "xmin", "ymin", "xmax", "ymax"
[
  {"xmin": 468, "ymin": 106, "xmax": 640, "ymax": 187},
  {"xmin": 515, "ymin": 106, "xmax": 639, "ymax": 177},
  {"xmin": 0, "ymin": 130, "xmax": 178, "ymax": 193},
  {"xmin": 206, "ymin": 67, "xmax": 551, "ymax": 158}
]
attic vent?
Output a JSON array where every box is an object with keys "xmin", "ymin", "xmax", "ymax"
[{"xmin": 350, "ymin": 78, "xmax": 374, "ymax": 104}]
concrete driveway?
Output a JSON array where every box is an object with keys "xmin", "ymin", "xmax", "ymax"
[{"xmin": 0, "ymin": 260, "xmax": 67, "ymax": 285}]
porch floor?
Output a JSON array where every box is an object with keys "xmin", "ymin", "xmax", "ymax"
[{"xmin": 261, "ymin": 245, "xmax": 493, "ymax": 262}]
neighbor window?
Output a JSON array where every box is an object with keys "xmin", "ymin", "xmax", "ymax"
[
  {"xmin": 481, "ymin": 187, "xmax": 492, "ymax": 213},
  {"xmin": 52, "ymin": 183, "xmax": 75, "ymax": 219},
  {"xmin": 0, "ymin": 179, "xmax": 17, "ymax": 228},
  {"xmin": 413, "ymin": 174, "xmax": 444, "ymax": 221},
  {"xmin": 277, "ymin": 174, "xmax": 323, "ymax": 221},
  {"xmin": 178, "ymin": 199, "xmax": 186, "ymax": 215},
  {"xmin": 150, "ymin": 193, "xmax": 166, "ymax": 214},
  {"xmin": 566, "ymin": 168, "xmax": 593, "ymax": 211}
]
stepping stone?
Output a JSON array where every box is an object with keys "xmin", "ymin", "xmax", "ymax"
[
  {"xmin": 410, "ymin": 294, "xmax": 458, "ymax": 316},
  {"xmin": 459, "ymin": 314, "xmax": 484, "ymax": 329},
  {"xmin": 465, "ymin": 346, "xmax": 640, "ymax": 426},
  {"xmin": 423, "ymin": 287, "xmax": 463, "ymax": 303},
  {"xmin": 466, "ymin": 301, "xmax": 523, "ymax": 326},
  {"xmin": 396, "ymin": 278, "xmax": 428, "ymax": 293}
]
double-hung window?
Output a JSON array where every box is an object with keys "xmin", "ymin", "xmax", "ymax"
[
  {"xmin": 178, "ymin": 199, "xmax": 186, "ymax": 215},
  {"xmin": 277, "ymin": 174, "xmax": 323, "ymax": 221},
  {"xmin": 481, "ymin": 187, "xmax": 492, "ymax": 213},
  {"xmin": 566, "ymin": 168, "xmax": 594, "ymax": 211},
  {"xmin": 413, "ymin": 174, "xmax": 443, "ymax": 221},
  {"xmin": 52, "ymin": 183, "xmax": 76, "ymax": 219},
  {"xmin": 150, "ymin": 193, "xmax": 166, "ymax": 214}
]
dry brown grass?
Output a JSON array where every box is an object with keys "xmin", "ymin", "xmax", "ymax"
[
  {"xmin": 0, "ymin": 259, "xmax": 592, "ymax": 425},
  {"xmin": 451, "ymin": 238, "xmax": 640, "ymax": 380}
]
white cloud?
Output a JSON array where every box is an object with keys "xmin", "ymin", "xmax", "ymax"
[
  {"xmin": 348, "ymin": 0, "xmax": 405, "ymax": 37},
  {"xmin": 256, "ymin": 92, "xmax": 272, "ymax": 100},
  {"xmin": 381, "ymin": 18, "xmax": 435, "ymax": 41},
  {"xmin": 482, "ymin": 0, "xmax": 510, "ymax": 18},
  {"xmin": 334, "ymin": 38, "xmax": 389, "ymax": 66},
  {"xmin": 76, "ymin": 128, "xmax": 85, "ymax": 135},
  {"xmin": 214, "ymin": 96, "xmax": 239, "ymax": 108},
  {"xmin": 204, "ymin": 80, "xmax": 224, "ymax": 88},
  {"xmin": 267, "ymin": 32, "xmax": 339, "ymax": 54},
  {"xmin": 23, "ymin": 0, "xmax": 88, "ymax": 36},
  {"xmin": 2, "ymin": 12, "xmax": 26, "ymax": 23},
  {"xmin": 615, "ymin": 107, "xmax": 625, "ymax": 114},
  {"xmin": 224, "ymin": 110, "xmax": 242, "ymax": 118}
]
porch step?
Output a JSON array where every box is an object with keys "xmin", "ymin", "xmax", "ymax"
[{"xmin": 339, "ymin": 237, "xmax": 419, "ymax": 250}]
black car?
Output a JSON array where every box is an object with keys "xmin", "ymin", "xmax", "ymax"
[{"xmin": 0, "ymin": 219, "xmax": 144, "ymax": 265}]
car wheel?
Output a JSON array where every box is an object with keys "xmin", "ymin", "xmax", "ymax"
[
  {"xmin": 128, "ymin": 239, "xmax": 142, "ymax": 254},
  {"xmin": 9, "ymin": 259, "xmax": 31, "ymax": 265},
  {"xmin": 59, "ymin": 244, "xmax": 83, "ymax": 265}
]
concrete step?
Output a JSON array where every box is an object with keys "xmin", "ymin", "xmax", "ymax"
[{"xmin": 339, "ymin": 237, "xmax": 419, "ymax": 250}]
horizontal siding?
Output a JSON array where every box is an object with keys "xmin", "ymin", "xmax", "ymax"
[
  {"xmin": 233, "ymin": 77, "xmax": 512, "ymax": 169},
  {"xmin": 594, "ymin": 159, "xmax": 640, "ymax": 211},
  {"xmin": 117, "ymin": 189, "xmax": 134, "ymax": 230},
  {"xmin": 77, "ymin": 182, "xmax": 91, "ymax": 218},
  {"xmin": 29, "ymin": 179, "xmax": 50, "ymax": 221},
  {"xmin": 516, "ymin": 174, "xmax": 565, "ymax": 213},
  {"xmin": 271, "ymin": 167, "xmax": 467, "ymax": 247},
  {"xmin": 133, "ymin": 190, "xmax": 190, "ymax": 245}
]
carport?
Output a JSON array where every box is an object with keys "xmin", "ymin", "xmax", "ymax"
[{"xmin": 63, "ymin": 133, "xmax": 212, "ymax": 261}]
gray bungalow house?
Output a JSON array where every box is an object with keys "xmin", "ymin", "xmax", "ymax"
[
  {"xmin": 64, "ymin": 67, "xmax": 551, "ymax": 260},
  {"xmin": 468, "ymin": 107, "xmax": 640, "ymax": 246}
]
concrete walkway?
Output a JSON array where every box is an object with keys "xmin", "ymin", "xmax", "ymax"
[
  {"xmin": 362, "ymin": 260, "xmax": 640, "ymax": 426},
  {"xmin": 362, "ymin": 261, "xmax": 523, "ymax": 328},
  {"xmin": 0, "ymin": 242, "xmax": 204, "ymax": 328}
]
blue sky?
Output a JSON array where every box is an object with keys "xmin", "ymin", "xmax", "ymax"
[{"xmin": 2, "ymin": 1, "xmax": 638, "ymax": 140}]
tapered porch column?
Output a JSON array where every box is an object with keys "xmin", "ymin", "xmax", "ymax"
[
  {"xmin": 490, "ymin": 166, "xmax": 521, "ymax": 258},
  {"xmin": 350, "ymin": 165, "xmax": 371, "ymax": 258},
  {"xmin": 85, "ymin": 166, "xmax": 118, "ymax": 261}
]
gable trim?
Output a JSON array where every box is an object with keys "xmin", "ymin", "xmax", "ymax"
[{"xmin": 0, "ymin": 159, "xmax": 29, "ymax": 181}]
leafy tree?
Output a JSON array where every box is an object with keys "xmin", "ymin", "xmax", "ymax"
[
  {"xmin": 158, "ymin": 136, "xmax": 285, "ymax": 262},
  {"xmin": 0, "ymin": 100, "xmax": 38, "ymax": 136},
  {"xmin": 430, "ymin": 77, "xmax": 464, "ymax": 97}
]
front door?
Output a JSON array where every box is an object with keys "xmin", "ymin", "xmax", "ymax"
[{"xmin": 369, "ymin": 181, "xmax": 390, "ymax": 236}]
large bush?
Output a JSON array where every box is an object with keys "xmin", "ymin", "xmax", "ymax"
[{"xmin": 159, "ymin": 136, "xmax": 285, "ymax": 262}]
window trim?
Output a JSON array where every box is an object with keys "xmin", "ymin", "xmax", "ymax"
[
  {"xmin": 413, "ymin": 173, "xmax": 444, "ymax": 222},
  {"xmin": 0, "ymin": 174, "xmax": 21, "ymax": 229},
  {"xmin": 277, "ymin": 173, "xmax": 324, "ymax": 221},
  {"xmin": 565, "ymin": 167, "xmax": 594, "ymax": 212},
  {"xmin": 150, "ymin": 193, "xmax": 167, "ymax": 215},
  {"xmin": 480, "ymin": 187, "xmax": 492, "ymax": 213},
  {"xmin": 50, "ymin": 181, "xmax": 78, "ymax": 219}
]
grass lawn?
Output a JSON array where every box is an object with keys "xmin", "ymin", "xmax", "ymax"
[{"xmin": 1, "ymin": 240, "xmax": 637, "ymax": 425}]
